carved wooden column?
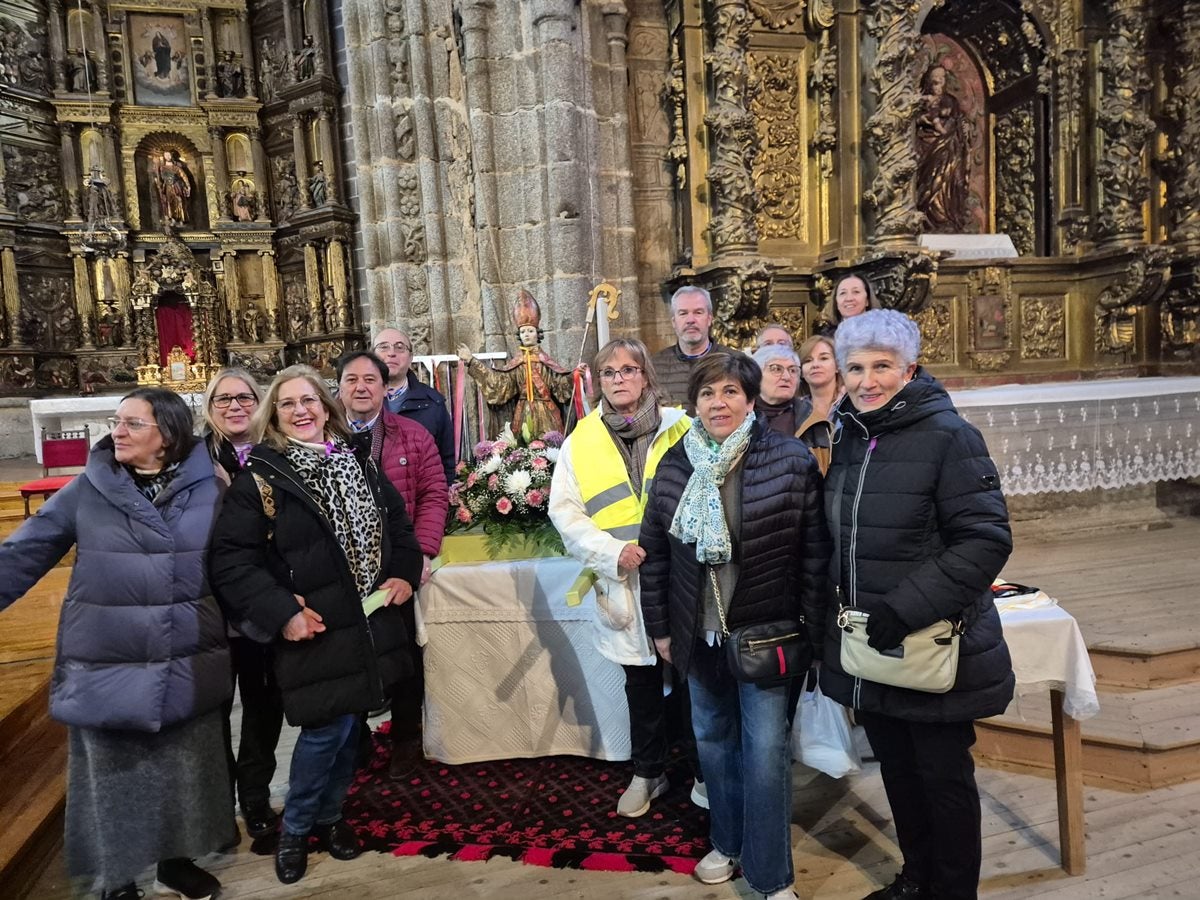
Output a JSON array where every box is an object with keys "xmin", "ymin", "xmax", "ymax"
[
  {"xmin": 1, "ymin": 245, "xmax": 22, "ymax": 347},
  {"xmin": 1169, "ymin": 3, "xmax": 1200, "ymax": 248},
  {"xmin": 292, "ymin": 113, "xmax": 313, "ymax": 208},
  {"xmin": 1095, "ymin": 0, "xmax": 1153, "ymax": 248},
  {"xmin": 328, "ymin": 238, "xmax": 349, "ymax": 325},
  {"xmin": 48, "ymin": 0, "xmax": 66, "ymax": 92},
  {"xmin": 303, "ymin": 242, "xmax": 324, "ymax": 331},
  {"xmin": 60, "ymin": 123, "xmax": 83, "ymax": 222},
  {"xmin": 0, "ymin": 149, "xmax": 10, "ymax": 214},
  {"xmin": 222, "ymin": 250, "xmax": 242, "ymax": 321},
  {"xmin": 703, "ymin": 0, "xmax": 759, "ymax": 255},
  {"xmin": 209, "ymin": 127, "xmax": 232, "ymax": 221},
  {"xmin": 259, "ymin": 249, "xmax": 281, "ymax": 339},
  {"xmin": 282, "ymin": 0, "xmax": 298, "ymax": 55},
  {"xmin": 92, "ymin": 7, "xmax": 108, "ymax": 92},
  {"xmin": 863, "ymin": 0, "xmax": 924, "ymax": 245},
  {"xmin": 201, "ymin": 9, "xmax": 218, "ymax": 99},
  {"xmin": 314, "ymin": 107, "xmax": 339, "ymax": 204},
  {"xmin": 237, "ymin": 10, "xmax": 258, "ymax": 99},
  {"xmin": 248, "ymin": 128, "xmax": 271, "ymax": 221},
  {"xmin": 72, "ymin": 251, "xmax": 96, "ymax": 349},
  {"xmin": 99, "ymin": 124, "xmax": 125, "ymax": 219}
]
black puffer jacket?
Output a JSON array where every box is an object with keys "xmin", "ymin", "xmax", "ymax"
[
  {"xmin": 209, "ymin": 443, "xmax": 423, "ymax": 727},
  {"xmin": 819, "ymin": 369, "xmax": 1015, "ymax": 722},
  {"xmin": 639, "ymin": 416, "xmax": 831, "ymax": 678}
]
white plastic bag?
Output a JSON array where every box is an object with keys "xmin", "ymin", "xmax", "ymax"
[{"xmin": 793, "ymin": 683, "xmax": 861, "ymax": 779}]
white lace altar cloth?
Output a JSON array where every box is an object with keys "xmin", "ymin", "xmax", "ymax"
[{"xmin": 951, "ymin": 377, "xmax": 1200, "ymax": 496}]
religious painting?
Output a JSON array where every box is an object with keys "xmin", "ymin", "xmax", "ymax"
[
  {"xmin": 972, "ymin": 294, "xmax": 1008, "ymax": 351},
  {"xmin": 917, "ymin": 35, "xmax": 988, "ymax": 234},
  {"xmin": 129, "ymin": 14, "xmax": 191, "ymax": 107}
]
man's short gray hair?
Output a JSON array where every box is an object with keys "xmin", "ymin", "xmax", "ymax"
[
  {"xmin": 669, "ymin": 285, "xmax": 712, "ymax": 314},
  {"xmin": 834, "ymin": 309, "xmax": 921, "ymax": 371},
  {"xmin": 751, "ymin": 344, "xmax": 800, "ymax": 370}
]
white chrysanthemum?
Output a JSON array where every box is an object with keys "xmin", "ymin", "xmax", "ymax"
[
  {"xmin": 480, "ymin": 453, "xmax": 503, "ymax": 474},
  {"xmin": 544, "ymin": 447, "xmax": 560, "ymax": 463},
  {"xmin": 504, "ymin": 469, "xmax": 532, "ymax": 494}
]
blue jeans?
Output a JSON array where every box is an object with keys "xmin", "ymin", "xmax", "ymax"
[
  {"xmin": 281, "ymin": 713, "xmax": 360, "ymax": 836},
  {"xmin": 688, "ymin": 640, "xmax": 792, "ymax": 895}
]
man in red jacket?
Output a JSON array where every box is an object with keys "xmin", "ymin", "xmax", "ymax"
[{"xmin": 336, "ymin": 350, "xmax": 449, "ymax": 777}]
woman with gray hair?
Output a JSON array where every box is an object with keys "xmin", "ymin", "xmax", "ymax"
[
  {"xmin": 750, "ymin": 344, "xmax": 803, "ymax": 437},
  {"xmin": 822, "ymin": 310, "xmax": 1014, "ymax": 900}
]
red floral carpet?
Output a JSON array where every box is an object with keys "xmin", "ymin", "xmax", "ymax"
[{"xmin": 340, "ymin": 726, "xmax": 710, "ymax": 874}]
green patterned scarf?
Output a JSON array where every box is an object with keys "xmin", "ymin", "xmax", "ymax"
[{"xmin": 668, "ymin": 413, "xmax": 754, "ymax": 564}]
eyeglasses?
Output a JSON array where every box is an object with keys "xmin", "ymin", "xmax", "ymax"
[
  {"xmin": 599, "ymin": 365, "xmax": 643, "ymax": 382},
  {"xmin": 211, "ymin": 393, "xmax": 259, "ymax": 409},
  {"xmin": 107, "ymin": 417, "xmax": 159, "ymax": 433},
  {"xmin": 372, "ymin": 342, "xmax": 411, "ymax": 354},
  {"xmin": 275, "ymin": 395, "xmax": 323, "ymax": 415},
  {"xmin": 764, "ymin": 364, "xmax": 800, "ymax": 377}
]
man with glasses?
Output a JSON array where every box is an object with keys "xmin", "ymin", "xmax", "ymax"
[
  {"xmin": 372, "ymin": 327, "xmax": 455, "ymax": 486},
  {"xmin": 651, "ymin": 286, "xmax": 743, "ymax": 414}
]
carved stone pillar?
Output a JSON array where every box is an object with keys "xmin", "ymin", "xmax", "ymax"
[
  {"xmin": 48, "ymin": 0, "xmax": 66, "ymax": 92},
  {"xmin": 863, "ymin": 0, "xmax": 924, "ymax": 244},
  {"xmin": 315, "ymin": 108, "xmax": 338, "ymax": 204},
  {"xmin": 201, "ymin": 9, "xmax": 218, "ymax": 99},
  {"xmin": 1168, "ymin": 3, "xmax": 1200, "ymax": 247},
  {"xmin": 72, "ymin": 251, "xmax": 95, "ymax": 349},
  {"xmin": 1, "ymin": 245, "xmax": 22, "ymax": 347},
  {"xmin": 703, "ymin": 0, "xmax": 760, "ymax": 255},
  {"xmin": 1095, "ymin": 0, "xmax": 1153, "ymax": 247},
  {"xmin": 259, "ymin": 250, "xmax": 281, "ymax": 339},
  {"xmin": 248, "ymin": 128, "xmax": 271, "ymax": 221},
  {"xmin": 292, "ymin": 114, "xmax": 313, "ymax": 208},
  {"xmin": 209, "ymin": 127, "xmax": 232, "ymax": 221},
  {"xmin": 303, "ymin": 242, "xmax": 325, "ymax": 332},
  {"xmin": 60, "ymin": 123, "xmax": 82, "ymax": 222},
  {"xmin": 237, "ymin": 10, "xmax": 257, "ymax": 100}
]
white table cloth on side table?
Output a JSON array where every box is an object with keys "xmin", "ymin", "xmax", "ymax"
[{"xmin": 417, "ymin": 555, "xmax": 631, "ymax": 765}]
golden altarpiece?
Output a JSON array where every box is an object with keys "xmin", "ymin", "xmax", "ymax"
[
  {"xmin": 0, "ymin": 0, "xmax": 358, "ymax": 395},
  {"xmin": 655, "ymin": 0, "xmax": 1199, "ymax": 381}
]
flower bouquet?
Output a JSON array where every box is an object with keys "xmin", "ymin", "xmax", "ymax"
[{"xmin": 446, "ymin": 423, "xmax": 566, "ymax": 558}]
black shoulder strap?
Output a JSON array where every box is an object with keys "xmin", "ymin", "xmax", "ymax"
[{"xmin": 829, "ymin": 465, "xmax": 846, "ymax": 596}]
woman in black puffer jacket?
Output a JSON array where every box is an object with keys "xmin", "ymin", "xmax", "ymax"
[
  {"xmin": 209, "ymin": 365, "xmax": 422, "ymax": 886},
  {"xmin": 640, "ymin": 353, "xmax": 829, "ymax": 900},
  {"xmin": 821, "ymin": 310, "xmax": 1014, "ymax": 900}
]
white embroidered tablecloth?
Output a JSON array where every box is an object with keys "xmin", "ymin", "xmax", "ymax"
[
  {"xmin": 999, "ymin": 602, "xmax": 1099, "ymax": 720},
  {"xmin": 417, "ymin": 556, "xmax": 631, "ymax": 764}
]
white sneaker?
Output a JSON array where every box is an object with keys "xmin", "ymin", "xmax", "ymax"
[
  {"xmin": 616, "ymin": 773, "xmax": 669, "ymax": 817},
  {"xmin": 764, "ymin": 889, "xmax": 799, "ymax": 900},
  {"xmin": 690, "ymin": 778, "xmax": 709, "ymax": 809},
  {"xmin": 693, "ymin": 848, "xmax": 736, "ymax": 884}
]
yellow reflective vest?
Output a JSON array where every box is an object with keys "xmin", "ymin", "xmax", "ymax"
[{"xmin": 569, "ymin": 408, "xmax": 691, "ymax": 542}]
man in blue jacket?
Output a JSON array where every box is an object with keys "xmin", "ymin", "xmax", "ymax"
[{"xmin": 372, "ymin": 326, "xmax": 456, "ymax": 485}]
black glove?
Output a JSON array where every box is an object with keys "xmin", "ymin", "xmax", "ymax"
[{"xmin": 866, "ymin": 604, "xmax": 909, "ymax": 652}]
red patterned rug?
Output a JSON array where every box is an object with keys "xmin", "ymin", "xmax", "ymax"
[{"xmin": 339, "ymin": 724, "xmax": 710, "ymax": 874}]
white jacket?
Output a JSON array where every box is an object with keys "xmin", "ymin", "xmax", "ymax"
[{"xmin": 548, "ymin": 407, "xmax": 688, "ymax": 667}]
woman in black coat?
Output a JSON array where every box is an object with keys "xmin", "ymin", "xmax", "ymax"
[
  {"xmin": 209, "ymin": 365, "xmax": 422, "ymax": 886},
  {"xmin": 821, "ymin": 310, "xmax": 1014, "ymax": 900},
  {"xmin": 639, "ymin": 353, "xmax": 829, "ymax": 900}
]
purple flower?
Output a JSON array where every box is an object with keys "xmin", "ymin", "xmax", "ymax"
[{"xmin": 541, "ymin": 430, "xmax": 565, "ymax": 447}]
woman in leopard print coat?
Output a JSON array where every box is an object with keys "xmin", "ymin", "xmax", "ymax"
[{"xmin": 209, "ymin": 365, "xmax": 423, "ymax": 885}]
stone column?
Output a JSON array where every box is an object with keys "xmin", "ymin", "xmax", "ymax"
[
  {"xmin": 48, "ymin": 0, "xmax": 66, "ymax": 92},
  {"xmin": 202, "ymin": 9, "xmax": 218, "ymax": 99},
  {"xmin": 72, "ymin": 251, "xmax": 95, "ymax": 349},
  {"xmin": 303, "ymin": 242, "xmax": 324, "ymax": 332},
  {"xmin": 60, "ymin": 122, "xmax": 83, "ymax": 222},
  {"xmin": 209, "ymin": 126, "xmax": 232, "ymax": 221},
  {"xmin": 1, "ymin": 245, "xmax": 22, "ymax": 347},
  {"xmin": 259, "ymin": 249, "xmax": 281, "ymax": 339},
  {"xmin": 315, "ymin": 107, "xmax": 338, "ymax": 204},
  {"xmin": 292, "ymin": 113, "xmax": 313, "ymax": 208},
  {"xmin": 237, "ymin": 10, "xmax": 258, "ymax": 99},
  {"xmin": 248, "ymin": 128, "xmax": 271, "ymax": 221},
  {"xmin": 1095, "ymin": 0, "xmax": 1153, "ymax": 247}
]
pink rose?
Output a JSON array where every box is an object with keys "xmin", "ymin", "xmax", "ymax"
[
  {"xmin": 525, "ymin": 489, "xmax": 544, "ymax": 507},
  {"xmin": 488, "ymin": 474, "xmax": 500, "ymax": 490},
  {"xmin": 496, "ymin": 497, "xmax": 513, "ymax": 515},
  {"xmin": 466, "ymin": 471, "xmax": 478, "ymax": 488},
  {"xmin": 456, "ymin": 506, "xmax": 472, "ymax": 523},
  {"xmin": 531, "ymin": 456, "xmax": 548, "ymax": 470},
  {"xmin": 528, "ymin": 440, "xmax": 546, "ymax": 450}
]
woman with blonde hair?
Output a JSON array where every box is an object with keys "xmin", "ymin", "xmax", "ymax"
[
  {"xmin": 201, "ymin": 366, "xmax": 262, "ymax": 481},
  {"xmin": 549, "ymin": 338, "xmax": 705, "ymax": 816},
  {"xmin": 794, "ymin": 334, "xmax": 842, "ymax": 475},
  {"xmin": 209, "ymin": 365, "xmax": 423, "ymax": 884}
]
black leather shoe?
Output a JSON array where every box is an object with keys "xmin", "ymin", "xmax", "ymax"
[
  {"xmin": 274, "ymin": 831, "xmax": 309, "ymax": 884},
  {"xmin": 313, "ymin": 818, "xmax": 362, "ymax": 861},
  {"xmin": 242, "ymin": 803, "xmax": 280, "ymax": 839},
  {"xmin": 864, "ymin": 873, "xmax": 928, "ymax": 899}
]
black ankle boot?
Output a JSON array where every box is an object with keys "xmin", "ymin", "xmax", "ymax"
[
  {"xmin": 274, "ymin": 831, "xmax": 309, "ymax": 884},
  {"xmin": 313, "ymin": 818, "xmax": 362, "ymax": 860}
]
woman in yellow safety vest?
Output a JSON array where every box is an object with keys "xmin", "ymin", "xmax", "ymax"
[{"xmin": 549, "ymin": 338, "xmax": 705, "ymax": 818}]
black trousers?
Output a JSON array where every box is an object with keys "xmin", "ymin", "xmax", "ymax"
[
  {"xmin": 623, "ymin": 657, "xmax": 702, "ymax": 781},
  {"xmin": 859, "ymin": 711, "xmax": 981, "ymax": 900},
  {"xmin": 227, "ymin": 636, "xmax": 285, "ymax": 812},
  {"xmin": 388, "ymin": 596, "xmax": 425, "ymax": 746}
]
